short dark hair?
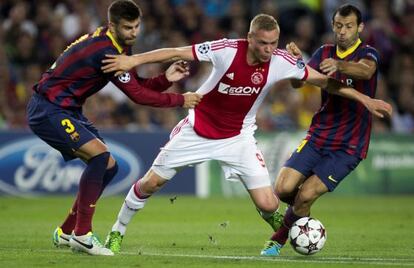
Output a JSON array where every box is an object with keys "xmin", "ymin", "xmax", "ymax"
[
  {"xmin": 108, "ymin": 0, "xmax": 141, "ymax": 24},
  {"xmin": 332, "ymin": 4, "xmax": 362, "ymax": 25}
]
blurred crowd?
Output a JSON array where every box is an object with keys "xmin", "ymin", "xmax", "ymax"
[{"xmin": 0, "ymin": 0, "xmax": 413, "ymax": 133}]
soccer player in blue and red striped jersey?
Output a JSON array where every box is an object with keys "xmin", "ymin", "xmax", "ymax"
[
  {"xmin": 26, "ymin": 0, "xmax": 201, "ymax": 256},
  {"xmin": 261, "ymin": 4, "xmax": 388, "ymax": 256},
  {"xmin": 100, "ymin": 12, "xmax": 391, "ymax": 255}
]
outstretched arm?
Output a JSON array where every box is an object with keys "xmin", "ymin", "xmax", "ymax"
[
  {"xmin": 305, "ymin": 66, "xmax": 392, "ymax": 118},
  {"xmin": 102, "ymin": 46, "xmax": 194, "ymax": 76},
  {"xmin": 319, "ymin": 58, "xmax": 376, "ymax": 79},
  {"xmin": 286, "ymin": 42, "xmax": 305, "ymax": 88},
  {"xmin": 110, "ymin": 70, "xmax": 202, "ymax": 109},
  {"xmin": 137, "ymin": 61, "xmax": 190, "ymax": 92}
]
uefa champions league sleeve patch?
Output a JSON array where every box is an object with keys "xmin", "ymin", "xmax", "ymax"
[
  {"xmin": 296, "ymin": 59, "xmax": 305, "ymax": 69},
  {"xmin": 118, "ymin": 72, "xmax": 131, "ymax": 83},
  {"xmin": 198, "ymin": 43, "xmax": 210, "ymax": 54}
]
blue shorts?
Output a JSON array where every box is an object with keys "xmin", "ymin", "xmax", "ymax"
[
  {"xmin": 284, "ymin": 139, "xmax": 361, "ymax": 191},
  {"xmin": 27, "ymin": 93, "xmax": 104, "ymax": 161}
]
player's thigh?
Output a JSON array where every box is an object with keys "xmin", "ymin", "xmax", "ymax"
[
  {"xmin": 74, "ymin": 138, "xmax": 109, "ymax": 161},
  {"xmin": 275, "ymin": 167, "xmax": 307, "ymax": 195},
  {"xmin": 284, "ymin": 139, "xmax": 322, "ymax": 178},
  {"xmin": 278, "ymin": 139, "xmax": 322, "ymax": 193},
  {"xmin": 219, "ymin": 136, "xmax": 270, "ymax": 190},
  {"xmin": 313, "ymin": 150, "xmax": 361, "ymax": 192},
  {"xmin": 29, "ymin": 112, "xmax": 104, "ymax": 161},
  {"xmin": 152, "ymin": 121, "xmax": 213, "ymax": 180},
  {"xmin": 296, "ymin": 174, "xmax": 329, "ymax": 205}
]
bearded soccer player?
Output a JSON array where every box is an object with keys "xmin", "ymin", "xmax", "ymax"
[
  {"xmin": 100, "ymin": 13, "xmax": 391, "ymax": 254},
  {"xmin": 259, "ymin": 4, "xmax": 386, "ymax": 256},
  {"xmin": 27, "ymin": 0, "xmax": 201, "ymax": 256}
]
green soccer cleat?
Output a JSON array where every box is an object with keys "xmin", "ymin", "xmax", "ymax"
[
  {"xmin": 264, "ymin": 211, "xmax": 284, "ymax": 232},
  {"xmin": 260, "ymin": 240, "xmax": 283, "ymax": 256},
  {"xmin": 104, "ymin": 231, "xmax": 123, "ymax": 253},
  {"xmin": 52, "ymin": 227, "xmax": 71, "ymax": 248}
]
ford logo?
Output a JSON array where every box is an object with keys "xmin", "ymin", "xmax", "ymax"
[{"xmin": 0, "ymin": 137, "xmax": 141, "ymax": 197}]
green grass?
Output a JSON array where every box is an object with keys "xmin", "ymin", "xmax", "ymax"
[{"xmin": 0, "ymin": 195, "xmax": 413, "ymax": 267}]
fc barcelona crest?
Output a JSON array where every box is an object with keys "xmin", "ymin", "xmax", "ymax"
[{"xmin": 251, "ymin": 72, "xmax": 263, "ymax": 85}]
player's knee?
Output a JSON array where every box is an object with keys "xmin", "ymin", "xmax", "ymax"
[
  {"xmin": 256, "ymin": 195, "xmax": 279, "ymax": 213},
  {"xmin": 275, "ymin": 181, "xmax": 295, "ymax": 197},
  {"xmin": 296, "ymin": 189, "xmax": 318, "ymax": 208},
  {"xmin": 107, "ymin": 155, "xmax": 116, "ymax": 169},
  {"xmin": 90, "ymin": 151, "xmax": 110, "ymax": 166},
  {"xmin": 103, "ymin": 161, "xmax": 118, "ymax": 187}
]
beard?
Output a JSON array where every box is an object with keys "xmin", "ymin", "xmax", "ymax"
[{"xmin": 115, "ymin": 29, "xmax": 136, "ymax": 47}]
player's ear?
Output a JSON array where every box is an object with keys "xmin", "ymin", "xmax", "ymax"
[
  {"xmin": 108, "ymin": 21, "xmax": 116, "ymax": 34},
  {"xmin": 247, "ymin": 32, "xmax": 253, "ymax": 43},
  {"xmin": 357, "ymin": 22, "xmax": 364, "ymax": 34}
]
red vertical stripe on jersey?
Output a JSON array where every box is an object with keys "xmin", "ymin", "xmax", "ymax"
[
  {"xmin": 332, "ymin": 98, "xmax": 350, "ymax": 149},
  {"xmin": 312, "ymin": 46, "xmax": 333, "ymax": 148},
  {"xmin": 346, "ymin": 80, "xmax": 366, "ymax": 155},
  {"xmin": 52, "ymin": 40, "xmax": 110, "ymax": 78},
  {"xmin": 360, "ymin": 114, "xmax": 372, "ymax": 158},
  {"xmin": 46, "ymin": 66, "xmax": 96, "ymax": 105}
]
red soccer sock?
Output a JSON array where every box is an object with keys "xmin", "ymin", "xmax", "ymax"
[
  {"xmin": 60, "ymin": 194, "xmax": 79, "ymax": 234},
  {"xmin": 271, "ymin": 206, "xmax": 302, "ymax": 245},
  {"xmin": 74, "ymin": 152, "xmax": 109, "ymax": 236}
]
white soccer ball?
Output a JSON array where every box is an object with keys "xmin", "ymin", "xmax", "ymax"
[{"xmin": 289, "ymin": 217, "xmax": 327, "ymax": 255}]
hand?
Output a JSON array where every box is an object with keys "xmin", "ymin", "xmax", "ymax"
[
  {"xmin": 319, "ymin": 58, "xmax": 338, "ymax": 76},
  {"xmin": 365, "ymin": 98, "xmax": 393, "ymax": 118},
  {"xmin": 102, "ymin": 54, "xmax": 137, "ymax": 76},
  {"xmin": 182, "ymin": 92, "xmax": 203, "ymax": 108},
  {"xmin": 165, "ymin": 60, "xmax": 190, "ymax": 82},
  {"xmin": 286, "ymin": 42, "xmax": 303, "ymax": 59}
]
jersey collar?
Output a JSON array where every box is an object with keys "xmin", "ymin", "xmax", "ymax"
[
  {"xmin": 106, "ymin": 29, "xmax": 124, "ymax": 54},
  {"xmin": 336, "ymin": 38, "xmax": 361, "ymax": 59}
]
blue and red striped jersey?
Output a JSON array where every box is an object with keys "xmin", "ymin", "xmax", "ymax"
[
  {"xmin": 33, "ymin": 26, "xmax": 183, "ymax": 109},
  {"xmin": 306, "ymin": 42, "xmax": 379, "ymax": 158}
]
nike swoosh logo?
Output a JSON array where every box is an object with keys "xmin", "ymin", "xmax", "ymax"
[
  {"xmin": 89, "ymin": 204, "xmax": 96, "ymax": 208},
  {"xmin": 60, "ymin": 235, "xmax": 70, "ymax": 242},
  {"xmin": 328, "ymin": 175, "xmax": 338, "ymax": 183},
  {"xmin": 72, "ymin": 237, "xmax": 93, "ymax": 249}
]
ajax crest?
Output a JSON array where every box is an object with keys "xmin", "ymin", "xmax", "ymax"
[{"xmin": 251, "ymin": 72, "xmax": 263, "ymax": 85}]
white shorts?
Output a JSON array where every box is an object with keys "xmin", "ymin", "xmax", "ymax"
[{"xmin": 152, "ymin": 117, "xmax": 271, "ymax": 190}]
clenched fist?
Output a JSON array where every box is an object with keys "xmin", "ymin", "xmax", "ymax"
[{"xmin": 182, "ymin": 92, "xmax": 203, "ymax": 108}]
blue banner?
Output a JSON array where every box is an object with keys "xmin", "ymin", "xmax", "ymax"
[{"xmin": 0, "ymin": 131, "xmax": 195, "ymax": 196}]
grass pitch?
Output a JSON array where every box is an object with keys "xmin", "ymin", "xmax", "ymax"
[{"xmin": 0, "ymin": 195, "xmax": 413, "ymax": 268}]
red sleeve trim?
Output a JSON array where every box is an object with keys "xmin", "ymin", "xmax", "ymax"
[
  {"xmin": 192, "ymin": 45, "xmax": 199, "ymax": 61},
  {"xmin": 301, "ymin": 66, "xmax": 309, "ymax": 81}
]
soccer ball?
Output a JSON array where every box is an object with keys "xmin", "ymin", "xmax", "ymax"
[{"xmin": 289, "ymin": 217, "xmax": 327, "ymax": 255}]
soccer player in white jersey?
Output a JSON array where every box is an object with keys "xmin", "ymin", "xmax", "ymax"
[{"xmin": 102, "ymin": 14, "xmax": 392, "ymax": 253}]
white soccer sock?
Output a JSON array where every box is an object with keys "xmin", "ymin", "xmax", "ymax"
[{"xmin": 112, "ymin": 183, "xmax": 149, "ymax": 235}]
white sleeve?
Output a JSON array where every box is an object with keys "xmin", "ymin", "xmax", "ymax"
[
  {"xmin": 273, "ymin": 50, "xmax": 308, "ymax": 81},
  {"xmin": 192, "ymin": 38, "xmax": 236, "ymax": 66}
]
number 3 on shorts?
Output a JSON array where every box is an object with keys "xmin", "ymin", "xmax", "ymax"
[{"xmin": 61, "ymin": 119, "xmax": 75, "ymax": 134}]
